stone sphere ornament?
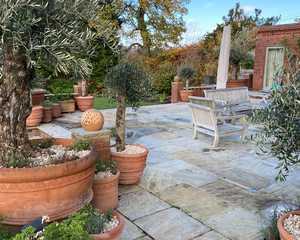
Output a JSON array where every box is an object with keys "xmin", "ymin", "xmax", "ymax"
[{"xmin": 81, "ymin": 109, "xmax": 104, "ymax": 132}]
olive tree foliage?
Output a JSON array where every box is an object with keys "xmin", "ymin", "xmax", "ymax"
[
  {"xmin": 0, "ymin": 0, "xmax": 118, "ymax": 166},
  {"xmin": 178, "ymin": 64, "xmax": 195, "ymax": 90},
  {"xmin": 105, "ymin": 62, "xmax": 151, "ymax": 151},
  {"xmin": 252, "ymin": 51, "xmax": 300, "ymax": 181}
]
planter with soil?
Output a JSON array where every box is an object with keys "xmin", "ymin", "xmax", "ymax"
[
  {"xmin": 26, "ymin": 106, "xmax": 44, "ymax": 127},
  {"xmin": 31, "ymin": 89, "xmax": 46, "ymax": 106},
  {"xmin": 52, "ymin": 103, "xmax": 62, "ymax": 118},
  {"xmin": 0, "ymin": 138, "xmax": 96, "ymax": 225},
  {"xmin": 42, "ymin": 101, "xmax": 53, "ymax": 123},
  {"xmin": 111, "ymin": 144, "xmax": 148, "ymax": 185},
  {"xmin": 59, "ymin": 99, "xmax": 76, "ymax": 113},
  {"xmin": 92, "ymin": 160, "xmax": 119, "ymax": 213},
  {"xmin": 179, "ymin": 89, "xmax": 194, "ymax": 102},
  {"xmin": 278, "ymin": 210, "xmax": 300, "ymax": 240},
  {"xmin": 75, "ymin": 96, "xmax": 94, "ymax": 112}
]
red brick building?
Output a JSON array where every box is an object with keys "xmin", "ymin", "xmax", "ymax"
[{"xmin": 253, "ymin": 23, "xmax": 300, "ymax": 90}]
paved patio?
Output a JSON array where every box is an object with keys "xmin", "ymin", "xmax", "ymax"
[{"xmin": 40, "ymin": 103, "xmax": 300, "ymax": 240}]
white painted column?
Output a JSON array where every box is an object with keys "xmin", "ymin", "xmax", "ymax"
[{"xmin": 216, "ymin": 25, "xmax": 231, "ymax": 89}]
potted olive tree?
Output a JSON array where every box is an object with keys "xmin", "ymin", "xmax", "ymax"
[
  {"xmin": 252, "ymin": 50, "xmax": 300, "ymax": 239},
  {"xmin": 0, "ymin": 0, "xmax": 116, "ymax": 225},
  {"xmin": 105, "ymin": 63, "xmax": 151, "ymax": 184},
  {"xmin": 178, "ymin": 65, "xmax": 196, "ymax": 102},
  {"xmin": 75, "ymin": 79, "xmax": 95, "ymax": 112}
]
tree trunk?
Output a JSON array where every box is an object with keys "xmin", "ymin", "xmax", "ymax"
[
  {"xmin": 0, "ymin": 47, "xmax": 32, "ymax": 167},
  {"xmin": 137, "ymin": 3, "xmax": 151, "ymax": 56},
  {"xmin": 115, "ymin": 95, "xmax": 126, "ymax": 152}
]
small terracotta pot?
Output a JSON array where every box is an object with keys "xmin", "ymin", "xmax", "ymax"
[
  {"xmin": 277, "ymin": 210, "xmax": 300, "ymax": 240},
  {"xmin": 52, "ymin": 103, "xmax": 62, "ymax": 118},
  {"xmin": 75, "ymin": 96, "xmax": 94, "ymax": 112},
  {"xmin": 90, "ymin": 212, "xmax": 125, "ymax": 240},
  {"xmin": 92, "ymin": 171, "xmax": 120, "ymax": 213},
  {"xmin": 111, "ymin": 145, "xmax": 148, "ymax": 185},
  {"xmin": 31, "ymin": 89, "xmax": 46, "ymax": 106},
  {"xmin": 26, "ymin": 106, "xmax": 44, "ymax": 127},
  {"xmin": 42, "ymin": 107, "xmax": 53, "ymax": 123},
  {"xmin": 0, "ymin": 139, "xmax": 97, "ymax": 225},
  {"xmin": 180, "ymin": 90, "xmax": 194, "ymax": 102},
  {"xmin": 59, "ymin": 99, "xmax": 75, "ymax": 113}
]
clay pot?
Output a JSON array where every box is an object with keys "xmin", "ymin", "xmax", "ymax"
[
  {"xmin": 92, "ymin": 171, "xmax": 120, "ymax": 213},
  {"xmin": 111, "ymin": 145, "xmax": 148, "ymax": 185},
  {"xmin": 59, "ymin": 99, "xmax": 75, "ymax": 113},
  {"xmin": 26, "ymin": 106, "xmax": 44, "ymax": 127},
  {"xmin": 0, "ymin": 139, "xmax": 96, "ymax": 226},
  {"xmin": 75, "ymin": 96, "xmax": 94, "ymax": 112},
  {"xmin": 42, "ymin": 107, "xmax": 53, "ymax": 123},
  {"xmin": 31, "ymin": 89, "xmax": 46, "ymax": 106},
  {"xmin": 90, "ymin": 212, "xmax": 125, "ymax": 240},
  {"xmin": 179, "ymin": 90, "xmax": 194, "ymax": 102},
  {"xmin": 81, "ymin": 110, "xmax": 104, "ymax": 132},
  {"xmin": 277, "ymin": 210, "xmax": 300, "ymax": 240},
  {"xmin": 52, "ymin": 103, "xmax": 62, "ymax": 118},
  {"xmin": 226, "ymin": 79, "xmax": 249, "ymax": 88}
]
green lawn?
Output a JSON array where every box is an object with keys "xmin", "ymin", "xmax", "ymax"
[{"xmin": 93, "ymin": 96, "xmax": 164, "ymax": 110}]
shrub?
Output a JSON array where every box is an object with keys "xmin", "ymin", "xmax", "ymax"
[
  {"xmin": 152, "ymin": 62, "xmax": 176, "ymax": 95},
  {"xmin": 71, "ymin": 139, "xmax": 91, "ymax": 151}
]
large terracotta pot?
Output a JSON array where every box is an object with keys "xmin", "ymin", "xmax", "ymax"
[
  {"xmin": 90, "ymin": 212, "xmax": 125, "ymax": 240},
  {"xmin": 26, "ymin": 106, "xmax": 44, "ymax": 127},
  {"xmin": 179, "ymin": 90, "xmax": 194, "ymax": 102},
  {"xmin": 59, "ymin": 99, "xmax": 75, "ymax": 113},
  {"xmin": 92, "ymin": 171, "xmax": 120, "ymax": 213},
  {"xmin": 277, "ymin": 210, "xmax": 300, "ymax": 240},
  {"xmin": 31, "ymin": 89, "xmax": 46, "ymax": 106},
  {"xmin": 0, "ymin": 140, "xmax": 97, "ymax": 226},
  {"xmin": 111, "ymin": 145, "xmax": 148, "ymax": 185},
  {"xmin": 226, "ymin": 79, "xmax": 249, "ymax": 88},
  {"xmin": 75, "ymin": 96, "xmax": 94, "ymax": 112},
  {"xmin": 52, "ymin": 103, "xmax": 62, "ymax": 118},
  {"xmin": 42, "ymin": 107, "xmax": 53, "ymax": 123}
]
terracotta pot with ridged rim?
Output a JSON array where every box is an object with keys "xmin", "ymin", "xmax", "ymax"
[
  {"xmin": 52, "ymin": 103, "xmax": 62, "ymax": 118},
  {"xmin": 277, "ymin": 210, "xmax": 300, "ymax": 240},
  {"xmin": 59, "ymin": 99, "xmax": 75, "ymax": 113},
  {"xmin": 90, "ymin": 212, "xmax": 125, "ymax": 240},
  {"xmin": 111, "ymin": 144, "xmax": 148, "ymax": 185},
  {"xmin": 0, "ymin": 138, "xmax": 97, "ymax": 226},
  {"xmin": 75, "ymin": 96, "xmax": 94, "ymax": 112},
  {"xmin": 26, "ymin": 106, "xmax": 44, "ymax": 127},
  {"xmin": 92, "ymin": 171, "xmax": 120, "ymax": 213},
  {"xmin": 180, "ymin": 89, "xmax": 194, "ymax": 102},
  {"xmin": 42, "ymin": 107, "xmax": 53, "ymax": 123}
]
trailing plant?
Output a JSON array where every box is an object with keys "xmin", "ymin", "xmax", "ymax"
[
  {"xmin": 251, "ymin": 50, "xmax": 300, "ymax": 181},
  {"xmin": 105, "ymin": 62, "xmax": 151, "ymax": 151},
  {"xmin": 178, "ymin": 65, "xmax": 195, "ymax": 90},
  {"xmin": 96, "ymin": 159, "xmax": 118, "ymax": 175},
  {"xmin": 71, "ymin": 139, "xmax": 91, "ymax": 152}
]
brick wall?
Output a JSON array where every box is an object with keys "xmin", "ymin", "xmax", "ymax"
[{"xmin": 253, "ymin": 23, "xmax": 300, "ymax": 90}]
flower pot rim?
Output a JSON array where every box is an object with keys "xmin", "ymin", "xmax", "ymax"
[
  {"xmin": 180, "ymin": 89, "xmax": 194, "ymax": 93},
  {"xmin": 90, "ymin": 212, "xmax": 125, "ymax": 239},
  {"xmin": 59, "ymin": 99, "xmax": 75, "ymax": 103},
  {"xmin": 94, "ymin": 170, "xmax": 120, "ymax": 184},
  {"xmin": 277, "ymin": 210, "xmax": 300, "ymax": 240},
  {"xmin": 31, "ymin": 89, "xmax": 46, "ymax": 94},
  {"xmin": 111, "ymin": 144, "xmax": 148, "ymax": 158},
  {"xmin": 75, "ymin": 95, "xmax": 94, "ymax": 99},
  {"xmin": 32, "ymin": 105, "xmax": 44, "ymax": 110}
]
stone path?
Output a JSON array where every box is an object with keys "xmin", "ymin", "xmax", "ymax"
[{"xmin": 40, "ymin": 103, "xmax": 300, "ymax": 240}]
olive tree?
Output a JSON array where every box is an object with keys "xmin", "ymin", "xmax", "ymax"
[
  {"xmin": 104, "ymin": 62, "xmax": 151, "ymax": 151},
  {"xmin": 178, "ymin": 65, "xmax": 195, "ymax": 90},
  {"xmin": 0, "ymin": 0, "xmax": 117, "ymax": 166}
]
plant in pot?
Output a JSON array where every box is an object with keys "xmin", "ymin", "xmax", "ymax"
[
  {"xmin": 58, "ymin": 93, "xmax": 76, "ymax": 113},
  {"xmin": 92, "ymin": 159, "xmax": 120, "ymax": 213},
  {"xmin": 42, "ymin": 100, "xmax": 53, "ymax": 123},
  {"xmin": 75, "ymin": 79, "xmax": 95, "ymax": 112},
  {"xmin": 0, "ymin": 0, "xmax": 117, "ymax": 226},
  {"xmin": 178, "ymin": 64, "xmax": 196, "ymax": 102},
  {"xmin": 252, "ymin": 50, "xmax": 300, "ymax": 240},
  {"xmin": 49, "ymin": 95, "xmax": 62, "ymax": 118},
  {"xmin": 105, "ymin": 62, "xmax": 151, "ymax": 185}
]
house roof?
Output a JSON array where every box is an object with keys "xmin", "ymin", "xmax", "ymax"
[{"xmin": 258, "ymin": 23, "xmax": 300, "ymax": 33}]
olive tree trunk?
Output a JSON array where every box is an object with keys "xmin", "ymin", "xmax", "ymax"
[
  {"xmin": 115, "ymin": 95, "xmax": 126, "ymax": 152},
  {"xmin": 0, "ymin": 47, "xmax": 32, "ymax": 166}
]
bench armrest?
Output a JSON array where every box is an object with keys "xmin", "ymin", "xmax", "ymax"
[{"xmin": 217, "ymin": 114, "xmax": 247, "ymax": 121}]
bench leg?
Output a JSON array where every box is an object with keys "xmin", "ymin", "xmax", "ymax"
[
  {"xmin": 213, "ymin": 134, "xmax": 219, "ymax": 147},
  {"xmin": 193, "ymin": 127, "xmax": 198, "ymax": 139}
]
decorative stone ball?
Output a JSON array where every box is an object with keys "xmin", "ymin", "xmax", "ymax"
[{"xmin": 81, "ymin": 109, "xmax": 104, "ymax": 132}]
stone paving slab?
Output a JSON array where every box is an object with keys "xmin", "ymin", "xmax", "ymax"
[
  {"xmin": 134, "ymin": 208, "xmax": 210, "ymax": 240},
  {"xmin": 38, "ymin": 123, "xmax": 72, "ymax": 139},
  {"xmin": 121, "ymin": 215, "xmax": 145, "ymax": 240},
  {"xmin": 119, "ymin": 185, "xmax": 143, "ymax": 195},
  {"xmin": 193, "ymin": 231, "xmax": 229, "ymax": 240},
  {"xmin": 118, "ymin": 190, "xmax": 170, "ymax": 221}
]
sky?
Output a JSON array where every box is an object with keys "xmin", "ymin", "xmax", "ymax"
[{"xmin": 182, "ymin": 0, "xmax": 300, "ymax": 45}]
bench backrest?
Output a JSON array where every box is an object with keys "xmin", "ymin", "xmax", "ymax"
[
  {"xmin": 204, "ymin": 87, "xmax": 249, "ymax": 105},
  {"xmin": 188, "ymin": 103, "xmax": 217, "ymax": 131},
  {"xmin": 189, "ymin": 96, "xmax": 216, "ymax": 108}
]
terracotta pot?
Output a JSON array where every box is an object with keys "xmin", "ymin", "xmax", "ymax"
[
  {"xmin": 26, "ymin": 106, "xmax": 44, "ymax": 127},
  {"xmin": 90, "ymin": 212, "xmax": 125, "ymax": 240},
  {"xmin": 0, "ymin": 139, "xmax": 97, "ymax": 226},
  {"xmin": 52, "ymin": 103, "xmax": 62, "ymax": 118},
  {"xmin": 75, "ymin": 96, "xmax": 94, "ymax": 112},
  {"xmin": 180, "ymin": 90, "xmax": 194, "ymax": 102},
  {"xmin": 59, "ymin": 99, "xmax": 75, "ymax": 113},
  {"xmin": 226, "ymin": 79, "xmax": 249, "ymax": 88},
  {"xmin": 277, "ymin": 210, "xmax": 300, "ymax": 240},
  {"xmin": 42, "ymin": 107, "xmax": 53, "ymax": 123},
  {"xmin": 111, "ymin": 145, "xmax": 148, "ymax": 185},
  {"xmin": 31, "ymin": 89, "xmax": 46, "ymax": 106},
  {"xmin": 92, "ymin": 171, "xmax": 120, "ymax": 213}
]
